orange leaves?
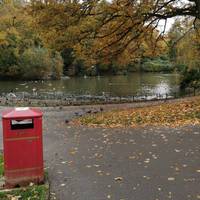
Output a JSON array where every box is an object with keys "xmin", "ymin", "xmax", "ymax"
[{"xmin": 74, "ymin": 97, "xmax": 200, "ymax": 128}]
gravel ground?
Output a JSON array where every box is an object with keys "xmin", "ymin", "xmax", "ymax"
[{"xmin": 0, "ymin": 101, "xmax": 200, "ymax": 200}]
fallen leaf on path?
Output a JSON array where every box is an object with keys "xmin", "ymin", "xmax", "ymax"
[
  {"xmin": 168, "ymin": 177, "xmax": 175, "ymax": 181},
  {"xmin": 114, "ymin": 177, "xmax": 123, "ymax": 182}
]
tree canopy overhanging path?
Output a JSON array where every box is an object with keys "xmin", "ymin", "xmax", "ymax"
[
  {"xmin": 30, "ymin": 0, "xmax": 200, "ymax": 63},
  {"xmin": 0, "ymin": 104, "xmax": 200, "ymax": 200},
  {"xmin": 1, "ymin": 0, "xmax": 200, "ymax": 89}
]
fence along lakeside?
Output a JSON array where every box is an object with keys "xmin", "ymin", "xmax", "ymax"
[{"xmin": 0, "ymin": 90, "xmax": 199, "ymax": 106}]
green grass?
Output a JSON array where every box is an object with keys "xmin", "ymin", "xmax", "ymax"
[
  {"xmin": 0, "ymin": 155, "xmax": 49, "ymax": 200},
  {"xmin": 0, "ymin": 185, "xmax": 48, "ymax": 200},
  {"xmin": 0, "ymin": 155, "xmax": 3, "ymax": 178}
]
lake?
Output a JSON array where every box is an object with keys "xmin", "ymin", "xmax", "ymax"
[{"xmin": 0, "ymin": 73, "xmax": 180, "ymax": 97}]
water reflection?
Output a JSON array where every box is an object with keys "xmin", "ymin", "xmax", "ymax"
[
  {"xmin": 0, "ymin": 73, "xmax": 180, "ymax": 97},
  {"xmin": 153, "ymin": 82, "xmax": 170, "ymax": 95}
]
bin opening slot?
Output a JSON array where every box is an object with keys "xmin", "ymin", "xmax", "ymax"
[{"xmin": 11, "ymin": 119, "xmax": 34, "ymax": 130}]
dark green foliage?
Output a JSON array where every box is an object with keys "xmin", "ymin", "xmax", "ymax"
[
  {"xmin": 174, "ymin": 64, "xmax": 187, "ymax": 72},
  {"xmin": 0, "ymin": 31, "xmax": 21, "ymax": 78},
  {"xmin": 19, "ymin": 48, "xmax": 64, "ymax": 80},
  {"xmin": 0, "ymin": 46, "xmax": 24, "ymax": 79},
  {"xmin": 0, "ymin": 48, "xmax": 18, "ymax": 67},
  {"xmin": 180, "ymin": 68, "xmax": 200, "ymax": 92},
  {"xmin": 61, "ymin": 48, "xmax": 75, "ymax": 75},
  {"xmin": 0, "ymin": 46, "xmax": 64, "ymax": 80},
  {"xmin": 19, "ymin": 48, "xmax": 52, "ymax": 80},
  {"xmin": 51, "ymin": 51, "xmax": 64, "ymax": 79},
  {"xmin": 79, "ymin": 56, "xmax": 174, "ymax": 75},
  {"xmin": 0, "ymin": 1, "xmax": 64, "ymax": 80},
  {"xmin": 74, "ymin": 59, "xmax": 85, "ymax": 75},
  {"xmin": 141, "ymin": 56, "xmax": 174, "ymax": 72}
]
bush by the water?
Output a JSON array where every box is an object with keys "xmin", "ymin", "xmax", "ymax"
[
  {"xmin": 20, "ymin": 48, "xmax": 63, "ymax": 80},
  {"xmin": 0, "ymin": 47, "xmax": 63, "ymax": 80},
  {"xmin": 180, "ymin": 67, "xmax": 200, "ymax": 93},
  {"xmin": 20, "ymin": 48, "xmax": 52, "ymax": 80},
  {"xmin": 51, "ymin": 51, "xmax": 64, "ymax": 79},
  {"xmin": 140, "ymin": 56, "xmax": 173, "ymax": 72},
  {"xmin": 76, "ymin": 56, "xmax": 174, "ymax": 76},
  {"xmin": 0, "ymin": 2, "xmax": 63, "ymax": 80}
]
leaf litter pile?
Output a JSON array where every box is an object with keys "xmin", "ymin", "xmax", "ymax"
[{"xmin": 73, "ymin": 97, "xmax": 200, "ymax": 128}]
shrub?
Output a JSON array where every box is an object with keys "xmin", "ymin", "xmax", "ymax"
[
  {"xmin": 20, "ymin": 48, "xmax": 52, "ymax": 80},
  {"xmin": 180, "ymin": 67, "xmax": 200, "ymax": 93},
  {"xmin": 51, "ymin": 51, "xmax": 64, "ymax": 79},
  {"xmin": 174, "ymin": 64, "xmax": 187, "ymax": 72},
  {"xmin": 141, "ymin": 57, "xmax": 174, "ymax": 72},
  {"xmin": 61, "ymin": 48, "xmax": 75, "ymax": 75},
  {"xmin": 0, "ymin": 47, "xmax": 21, "ymax": 78}
]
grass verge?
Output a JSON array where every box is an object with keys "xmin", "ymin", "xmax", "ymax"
[
  {"xmin": 73, "ymin": 96, "xmax": 200, "ymax": 128},
  {"xmin": 0, "ymin": 155, "xmax": 49, "ymax": 200},
  {"xmin": 0, "ymin": 155, "xmax": 3, "ymax": 178}
]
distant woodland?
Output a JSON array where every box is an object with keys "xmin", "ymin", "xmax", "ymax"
[{"xmin": 0, "ymin": 0, "xmax": 200, "ymax": 90}]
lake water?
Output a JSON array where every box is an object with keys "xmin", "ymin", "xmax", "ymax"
[{"xmin": 0, "ymin": 73, "xmax": 180, "ymax": 97}]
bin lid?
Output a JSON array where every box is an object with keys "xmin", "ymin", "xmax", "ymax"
[{"xmin": 2, "ymin": 107, "xmax": 43, "ymax": 119}]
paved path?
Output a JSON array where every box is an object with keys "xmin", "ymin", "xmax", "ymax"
[{"xmin": 0, "ymin": 104, "xmax": 200, "ymax": 200}]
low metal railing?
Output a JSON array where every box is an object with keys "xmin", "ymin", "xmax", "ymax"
[{"xmin": 0, "ymin": 90, "xmax": 198, "ymax": 106}]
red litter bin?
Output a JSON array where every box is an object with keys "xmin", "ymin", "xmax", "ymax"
[{"xmin": 2, "ymin": 107, "xmax": 44, "ymax": 187}]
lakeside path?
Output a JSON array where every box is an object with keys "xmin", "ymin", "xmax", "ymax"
[{"xmin": 0, "ymin": 98, "xmax": 200, "ymax": 200}]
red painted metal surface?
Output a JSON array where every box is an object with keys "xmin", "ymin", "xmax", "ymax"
[{"xmin": 2, "ymin": 108, "xmax": 44, "ymax": 187}]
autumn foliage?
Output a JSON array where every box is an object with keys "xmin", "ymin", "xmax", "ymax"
[
  {"xmin": 74, "ymin": 97, "xmax": 200, "ymax": 128},
  {"xmin": 0, "ymin": 0, "xmax": 200, "ymax": 81}
]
